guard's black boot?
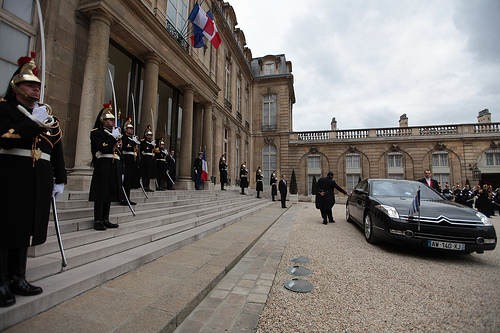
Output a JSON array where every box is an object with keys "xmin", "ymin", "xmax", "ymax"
[
  {"xmin": 94, "ymin": 221, "xmax": 107, "ymax": 231},
  {"xmin": 102, "ymin": 203, "xmax": 119, "ymax": 228},
  {"xmin": 0, "ymin": 250, "xmax": 15, "ymax": 307},
  {"xmin": 9, "ymin": 248, "xmax": 42, "ymax": 296}
]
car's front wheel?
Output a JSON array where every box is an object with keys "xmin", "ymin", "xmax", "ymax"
[
  {"xmin": 364, "ymin": 213, "xmax": 379, "ymax": 244},
  {"xmin": 346, "ymin": 204, "xmax": 353, "ymax": 223}
]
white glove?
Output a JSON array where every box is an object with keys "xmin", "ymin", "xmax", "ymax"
[
  {"xmin": 52, "ymin": 183, "xmax": 65, "ymax": 199},
  {"xmin": 32, "ymin": 104, "xmax": 52, "ymax": 124},
  {"xmin": 151, "ymin": 141, "xmax": 156, "ymax": 147},
  {"xmin": 132, "ymin": 136, "xmax": 140, "ymax": 144},
  {"xmin": 111, "ymin": 127, "xmax": 121, "ymax": 139},
  {"xmin": 163, "ymin": 149, "xmax": 168, "ymax": 155}
]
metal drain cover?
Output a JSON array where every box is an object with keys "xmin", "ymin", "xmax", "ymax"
[
  {"xmin": 284, "ymin": 279, "xmax": 314, "ymax": 293},
  {"xmin": 289, "ymin": 256, "xmax": 311, "ymax": 264},
  {"xmin": 286, "ymin": 266, "xmax": 312, "ymax": 276}
]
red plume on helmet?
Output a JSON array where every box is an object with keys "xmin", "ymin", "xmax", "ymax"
[{"xmin": 17, "ymin": 52, "xmax": 38, "ymax": 77}]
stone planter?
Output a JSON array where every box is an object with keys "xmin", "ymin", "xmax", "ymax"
[{"xmin": 289, "ymin": 193, "xmax": 299, "ymax": 203}]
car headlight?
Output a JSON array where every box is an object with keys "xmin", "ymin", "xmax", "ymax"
[
  {"xmin": 375, "ymin": 205, "xmax": 400, "ymax": 219},
  {"xmin": 476, "ymin": 212, "xmax": 493, "ymax": 226}
]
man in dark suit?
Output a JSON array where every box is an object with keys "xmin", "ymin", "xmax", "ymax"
[
  {"xmin": 279, "ymin": 174, "xmax": 287, "ymax": 208},
  {"xmin": 166, "ymin": 150, "xmax": 175, "ymax": 190},
  {"xmin": 316, "ymin": 172, "xmax": 349, "ymax": 224},
  {"xmin": 418, "ymin": 169, "xmax": 440, "ymax": 192}
]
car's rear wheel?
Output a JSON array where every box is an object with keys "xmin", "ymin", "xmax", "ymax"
[
  {"xmin": 364, "ymin": 213, "xmax": 379, "ymax": 244},
  {"xmin": 346, "ymin": 204, "xmax": 353, "ymax": 223}
]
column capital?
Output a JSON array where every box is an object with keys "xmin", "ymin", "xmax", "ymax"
[
  {"xmin": 181, "ymin": 85, "xmax": 194, "ymax": 94},
  {"xmin": 88, "ymin": 10, "xmax": 113, "ymax": 27},
  {"xmin": 143, "ymin": 52, "xmax": 161, "ymax": 66}
]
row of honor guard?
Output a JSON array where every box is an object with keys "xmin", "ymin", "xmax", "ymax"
[{"xmin": 89, "ymin": 104, "xmax": 176, "ymax": 231}]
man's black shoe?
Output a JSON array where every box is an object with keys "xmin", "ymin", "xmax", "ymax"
[
  {"xmin": 329, "ymin": 220, "xmax": 335, "ymax": 223},
  {"xmin": 10, "ymin": 278, "xmax": 42, "ymax": 296},
  {"xmin": 103, "ymin": 219, "xmax": 119, "ymax": 228},
  {"xmin": 323, "ymin": 220, "xmax": 328, "ymax": 225},
  {"xmin": 94, "ymin": 221, "xmax": 107, "ymax": 231},
  {"xmin": 145, "ymin": 188, "xmax": 154, "ymax": 192}
]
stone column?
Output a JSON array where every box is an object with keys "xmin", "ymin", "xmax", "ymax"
[
  {"xmin": 177, "ymin": 85, "xmax": 195, "ymax": 189},
  {"xmin": 138, "ymin": 54, "xmax": 160, "ymax": 137},
  {"xmin": 69, "ymin": 11, "xmax": 112, "ymax": 191},
  {"xmin": 202, "ymin": 103, "xmax": 213, "ymax": 184}
]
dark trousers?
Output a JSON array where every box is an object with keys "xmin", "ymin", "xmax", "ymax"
[
  {"xmin": 94, "ymin": 202, "xmax": 111, "ymax": 222},
  {"xmin": 320, "ymin": 208, "xmax": 334, "ymax": 222},
  {"xmin": 280, "ymin": 192, "xmax": 287, "ymax": 207},
  {"xmin": 195, "ymin": 171, "xmax": 202, "ymax": 189}
]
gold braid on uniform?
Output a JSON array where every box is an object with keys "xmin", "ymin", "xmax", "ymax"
[{"xmin": 38, "ymin": 117, "xmax": 62, "ymax": 148}]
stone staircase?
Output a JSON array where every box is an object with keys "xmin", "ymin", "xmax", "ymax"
[{"xmin": 0, "ymin": 188, "xmax": 273, "ymax": 331}]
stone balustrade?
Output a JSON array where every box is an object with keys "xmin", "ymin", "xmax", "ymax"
[{"xmin": 292, "ymin": 123, "xmax": 500, "ymax": 142}]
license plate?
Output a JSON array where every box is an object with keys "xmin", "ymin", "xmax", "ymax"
[{"xmin": 427, "ymin": 240, "xmax": 465, "ymax": 251}]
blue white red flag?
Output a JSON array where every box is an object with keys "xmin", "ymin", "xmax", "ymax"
[
  {"xmin": 409, "ymin": 189, "xmax": 421, "ymax": 216},
  {"xmin": 201, "ymin": 151, "xmax": 208, "ymax": 182},
  {"xmin": 188, "ymin": 3, "xmax": 221, "ymax": 49},
  {"xmin": 190, "ymin": 24, "xmax": 204, "ymax": 48},
  {"xmin": 204, "ymin": 10, "xmax": 222, "ymax": 49}
]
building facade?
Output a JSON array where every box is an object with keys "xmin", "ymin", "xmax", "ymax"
[{"xmin": 1, "ymin": 0, "xmax": 498, "ymax": 195}]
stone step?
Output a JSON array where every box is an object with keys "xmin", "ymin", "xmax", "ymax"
[{"xmin": 0, "ymin": 198, "xmax": 274, "ymax": 330}]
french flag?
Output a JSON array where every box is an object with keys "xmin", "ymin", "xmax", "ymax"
[
  {"xmin": 188, "ymin": 4, "xmax": 221, "ymax": 49},
  {"xmin": 201, "ymin": 151, "xmax": 208, "ymax": 182}
]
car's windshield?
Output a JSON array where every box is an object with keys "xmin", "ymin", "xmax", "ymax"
[{"xmin": 370, "ymin": 180, "xmax": 443, "ymax": 200}]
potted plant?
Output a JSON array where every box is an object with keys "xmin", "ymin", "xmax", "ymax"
[{"xmin": 311, "ymin": 175, "xmax": 317, "ymax": 203}]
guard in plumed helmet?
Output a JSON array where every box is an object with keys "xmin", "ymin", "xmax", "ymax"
[
  {"xmin": 219, "ymin": 154, "xmax": 227, "ymax": 190},
  {"xmin": 140, "ymin": 125, "xmax": 155, "ymax": 192},
  {"xmin": 270, "ymin": 171, "xmax": 278, "ymax": 201},
  {"xmin": 120, "ymin": 116, "xmax": 140, "ymax": 205},
  {"xmin": 239, "ymin": 162, "xmax": 248, "ymax": 194},
  {"xmin": 255, "ymin": 167, "xmax": 263, "ymax": 198},
  {"xmin": 154, "ymin": 137, "xmax": 167, "ymax": 191},
  {"xmin": 0, "ymin": 53, "xmax": 67, "ymax": 307},
  {"xmin": 89, "ymin": 102, "xmax": 122, "ymax": 231}
]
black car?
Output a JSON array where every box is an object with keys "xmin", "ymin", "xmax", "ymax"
[{"xmin": 346, "ymin": 179, "xmax": 497, "ymax": 254}]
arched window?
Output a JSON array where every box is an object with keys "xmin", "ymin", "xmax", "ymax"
[{"xmin": 262, "ymin": 144, "xmax": 277, "ymax": 185}]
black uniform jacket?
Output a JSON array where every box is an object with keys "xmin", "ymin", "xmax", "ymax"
[
  {"xmin": 315, "ymin": 177, "xmax": 347, "ymax": 210},
  {"xmin": 0, "ymin": 100, "xmax": 67, "ymax": 248},
  {"xmin": 166, "ymin": 154, "xmax": 176, "ymax": 179},
  {"xmin": 240, "ymin": 167, "xmax": 249, "ymax": 188},
  {"xmin": 256, "ymin": 172, "xmax": 263, "ymax": 191},
  {"xmin": 154, "ymin": 148, "xmax": 167, "ymax": 180},
  {"xmin": 219, "ymin": 161, "xmax": 228, "ymax": 183},
  {"xmin": 270, "ymin": 176, "xmax": 278, "ymax": 195},
  {"xmin": 121, "ymin": 134, "xmax": 140, "ymax": 189},
  {"xmin": 89, "ymin": 127, "xmax": 122, "ymax": 202},
  {"xmin": 140, "ymin": 139, "xmax": 155, "ymax": 179}
]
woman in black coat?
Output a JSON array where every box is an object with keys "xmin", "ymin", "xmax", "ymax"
[
  {"xmin": 0, "ymin": 54, "xmax": 66, "ymax": 307},
  {"xmin": 89, "ymin": 103, "xmax": 122, "ymax": 230}
]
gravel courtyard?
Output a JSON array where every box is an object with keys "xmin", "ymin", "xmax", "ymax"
[{"xmin": 256, "ymin": 202, "xmax": 500, "ymax": 333}]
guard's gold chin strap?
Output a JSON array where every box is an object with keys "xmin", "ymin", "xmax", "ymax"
[{"xmin": 10, "ymin": 81, "xmax": 39, "ymax": 101}]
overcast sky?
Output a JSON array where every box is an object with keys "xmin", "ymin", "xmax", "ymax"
[{"xmin": 228, "ymin": 0, "xmax": 500, "ymax": 131}]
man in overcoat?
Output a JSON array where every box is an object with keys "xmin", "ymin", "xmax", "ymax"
[
  {"xmin": 166, "ymin": 150, "xmax": 176, "ymax": 190},
  {"xmin": 0, "ymin": 53, "xmax": 66, "ymax": 307},
  {"xmin": 279, "ymin": 174, "xmax": 287, "ymax": 208},
  {"xmin": 316, "ymin": 172, "xmax": 349, "ymax": 224},
  {"xmin": 89, "ymin": 103, "xmax": 122, "ymax": 231},
  {"xmin": 193, "ymin": 152, "xmax": 203, "ymax": 190},
  {"xmin": 418, "ymin": 169, "xmax": 440, "ymax": 192}
]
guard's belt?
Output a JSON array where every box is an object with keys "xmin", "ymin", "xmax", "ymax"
[
  {"xmin": 0, "ymin": 148, "xmax": 51, "ymax": 161},
  {"xmin": 95, "ymin": 151, "xmax": 120, "ymax": 160},
  {"xmin": 122, "ymin": 151, "xmax": 136, "ymax": 156},
  {"xmin": 142, "ymin": 152, "xmax": 153, "ymax": 156}
]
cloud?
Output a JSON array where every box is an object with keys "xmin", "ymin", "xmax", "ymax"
[{"xmin": 230, "ymin": 0, "xmax": 500, "ymax": 131}]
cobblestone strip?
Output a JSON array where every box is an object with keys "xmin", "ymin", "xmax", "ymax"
[{"xmin": 174, "ymin": 205, "xmax": 300, "ymax": 333}]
